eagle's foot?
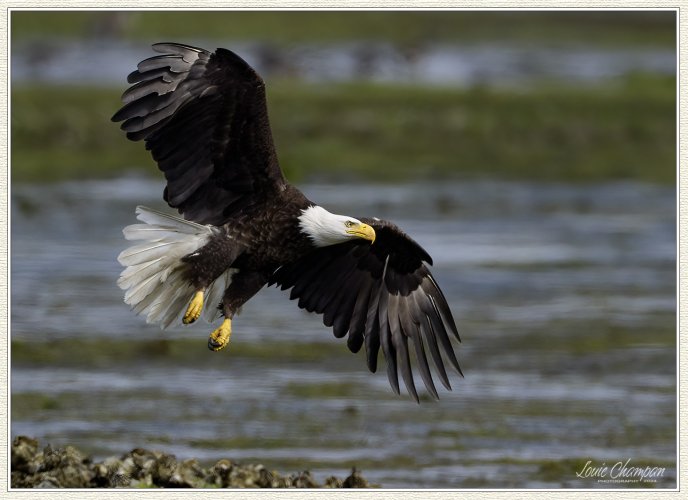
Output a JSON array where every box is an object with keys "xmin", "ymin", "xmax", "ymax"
[
  {"xmin": 183, "ymin": 290, "xmax": 204, "ymax": 324},
  {"xmin": 208, "ymin": 318, "xmax": 232, "ymax": 351}
]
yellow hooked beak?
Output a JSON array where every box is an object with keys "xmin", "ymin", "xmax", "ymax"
[{"xmin": 346, "ymin": 223, "xmax": 376, "ymax": 244}]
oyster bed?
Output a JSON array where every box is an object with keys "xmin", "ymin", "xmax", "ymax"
[{"xmin": 11, "ymin": 436, "xmax": 373, "ymax": 489}]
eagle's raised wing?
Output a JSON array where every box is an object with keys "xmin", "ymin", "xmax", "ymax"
[
  {"xmin": 112, "ymin": 43, "xmax": 286, "ymax": 226},
  {"xmin": 270, "ymin": 218, "xmax": 462, "ymax": 402}
]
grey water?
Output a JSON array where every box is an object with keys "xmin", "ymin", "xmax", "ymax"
[
  {"xmin": 10, "ymin": 178, "xmax": 676, "ymax": 488},
  {"xmin": 11, "ymin": 39, "xmax": 675, "ymax": 88}
]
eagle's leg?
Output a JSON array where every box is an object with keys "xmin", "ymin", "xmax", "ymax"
[
  {"xmin": 207, "ymin": 270, "xmax": 268, "ymax": 352},
  {"xmin": 183, "ymin": 290, "xmax": 205, "ymax": 324},
  {"xmin": 208, "ymin": 318, "xmax": 232, "ymax": 351},
  {"xmin": 179, "ymin": 232, "xmax": 243, "ymax": 326}
]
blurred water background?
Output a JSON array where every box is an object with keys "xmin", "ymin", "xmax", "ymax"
[
  {"xmin": 11, "ymin": 38, "xmax": 676, "ymax": 87},
  {"xmin": 10, "ymin": 10, "xmax": 677, "ymax": 488}
]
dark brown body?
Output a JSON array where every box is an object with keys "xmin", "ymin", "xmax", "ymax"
[{"xmin": 182, "ymin": 184, "xmax": 314, "ymax": 318}]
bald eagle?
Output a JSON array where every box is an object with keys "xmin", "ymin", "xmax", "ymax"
[{"xmin": 112, "ymin": 43, "xmax": 461, "ymax": 401}]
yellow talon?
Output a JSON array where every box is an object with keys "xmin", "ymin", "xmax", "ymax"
[
  {"xmin": 183, "ymin": 290, "xmax": 204, "ymax": 324},
  {"xmin": 208, "ymin": 318, "xmax": 232, "ymax": 351}
]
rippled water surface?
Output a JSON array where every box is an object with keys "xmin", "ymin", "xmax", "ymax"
[
  {"xmin": 10, "ymin": 178, "xmax": 676, "ymax": 488},
  {"xmin": 12, "ymin": 39, "xmax": 675, "ymax": 87}
]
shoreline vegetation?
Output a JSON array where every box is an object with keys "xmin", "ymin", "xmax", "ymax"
[
  {"xmin": 11, "ymin": 436, "xmax": 374, "ymax": 488},
  {"xmin": 12, "ymin": 74, "xmax": 676, "ymax": 185}
]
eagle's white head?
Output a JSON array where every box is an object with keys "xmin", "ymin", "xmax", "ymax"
[{"xmin": 298, "ymin": 205, "xmax": 376, "ymax": 248}]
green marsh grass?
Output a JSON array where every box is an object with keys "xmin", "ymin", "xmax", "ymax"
[
  {"xmin": 11, "ymin": 11, "xmax": 675, "ymax": 47},
  {"xmin": 12, "ymin": 75, "xmax": 675, "ymax": 184}
]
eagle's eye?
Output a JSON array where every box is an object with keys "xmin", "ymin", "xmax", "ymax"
[{"xmin": 344, "ymin": 221, "xmax": 354, "ymax": 228}]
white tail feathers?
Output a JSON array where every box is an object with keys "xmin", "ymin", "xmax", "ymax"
[
  {"xmin": 204, "ymin": 268, "xmax": 237, "ymax": 323},
  {"xmin": 118, "ymin": 206, "xmax": 223, "ymax": 329}
]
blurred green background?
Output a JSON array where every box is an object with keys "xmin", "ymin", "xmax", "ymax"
[{"xmin": 11, "ymin": 10, "xmax": 676, "ymax": 183}]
